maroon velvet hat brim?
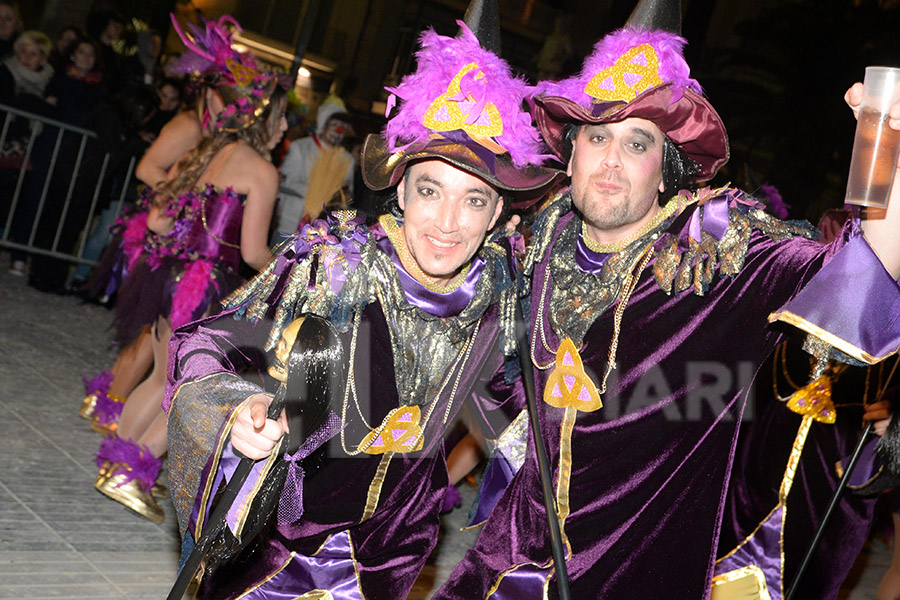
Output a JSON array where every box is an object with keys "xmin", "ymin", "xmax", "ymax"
[
  {"xmin": 361, "ymin": 134, "xmax": 561, "ymax": 193},
  {"xmin": 534, "ymin": 83, "xmax": 729, "ymax": 181}
]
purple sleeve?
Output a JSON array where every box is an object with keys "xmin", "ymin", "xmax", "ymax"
[{"xmin": 770, "ymin": 232, "xmax": 900, "ymax": 364}]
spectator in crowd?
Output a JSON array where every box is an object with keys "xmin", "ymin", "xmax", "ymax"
[
  {"xmin": 0, "ymin": 0, "xmax": 22, "ymax": 59},
  {"xmin": 86, "ymin": 10, "xmax": 125, "ymax": 88},
  {"xmin": 25, "ymin": 86, "xmax": 158, "ymax": 293},
  {"xmin": 47, "ymin": 25, "xmax": 79, "ymax": 73},
  {"xmin": 45, "ymin": 36, "xmax": 105, "ymax": 126},
  {"xmin": 271, "ymin": 95, "xmax": 354, "ymax": 242},
  {"xmin": 123, "ymin": 28, "xmax": 162, "ymax": 88},
  {"xmin": 0, "ymin": 30, "xmax": 54, "ymax": 112},
  {"xmin": 141, "ymin": 76, "xmax": 183, "ymax": 140}
]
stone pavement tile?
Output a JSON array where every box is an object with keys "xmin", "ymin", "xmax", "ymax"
[
  {"xmin": 0, "ymin": 583, "xmax": 124, "ymax": 599},
  {"xmin": 117, "ymin": 584, "xmax": 182, "ymax": 599}
]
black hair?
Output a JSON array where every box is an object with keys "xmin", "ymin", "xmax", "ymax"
[
  {"xmin": 562, "ymin": 122, "xmax": 700, "ymax": 204},
  {"xmin": 202, "ymin": 314, "xmax": 345, "ymax": 575}
]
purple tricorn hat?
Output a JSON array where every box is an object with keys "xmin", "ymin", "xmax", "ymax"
[
  {"xmin": 533, "ymin": 0, "xmax": 729, "ymax": 181},
  {"xmin": 362, "ymin": 0, "xmax": 559, "ymax": 193}
]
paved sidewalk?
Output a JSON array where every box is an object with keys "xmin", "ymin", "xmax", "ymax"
[{"xmin": 0, "ymin": 260, "xmax": 890, "ymax": 599}]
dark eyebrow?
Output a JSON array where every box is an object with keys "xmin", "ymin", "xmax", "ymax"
[
  {"xmin": 416, "ymin": 173, "xmax": 492, "ymax": 197},
  {"xmin": 631, "ymin": 127, "xmax": 659, "ymax": 146},
  {"xmin": 415, "ymin": 174, "xmax": 443, "ymax": 189}
]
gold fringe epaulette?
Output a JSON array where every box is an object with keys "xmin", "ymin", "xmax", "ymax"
[
  {"xmin": 652, "ymin": 192, "xmax": 817, "ymax": 297},
  {"xmin": 524, "ymin": 190, "xmax": 572, "ymax": 278}
]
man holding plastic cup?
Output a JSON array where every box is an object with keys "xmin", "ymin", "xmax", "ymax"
[{"xmin": 434, "ymin": 0, "xmax": 900, "ymax": 598}]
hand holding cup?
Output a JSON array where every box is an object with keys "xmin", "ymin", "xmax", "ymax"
[{"xmin": 844, "ymin": 68, "xmax": 900, "ymax": 208}]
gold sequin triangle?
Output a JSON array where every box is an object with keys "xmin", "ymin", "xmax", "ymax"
[
  {"xmin": 584, "ymin": 44, "xmax": 664, "ymax": 103},
  {"xmin": 786, "ymin": 373, "xmax": 837, "ymax": 424},
  {"xmin": 544, "ymin": 338, "xmax": 603, "ymax": 413}
]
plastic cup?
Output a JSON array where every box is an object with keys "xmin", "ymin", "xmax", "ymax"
[{"xmin": 845, "ymin": 66, "xmax": 900, "ymax": 208}]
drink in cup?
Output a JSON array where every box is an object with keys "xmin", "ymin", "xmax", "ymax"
[{"xmin": 845, "ymin": 66, "xmax": 900, "ymax": 208}]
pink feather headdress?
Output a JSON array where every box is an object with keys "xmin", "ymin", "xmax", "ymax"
[
  {"xmin": 168, "ymin": 14, "xmax": 283, "ymax": 133},
  {"xmin": 383, "ymin": 21, "xmax": 548, "ymax": 169},
  {"xmin": 537, "ymin": 27, "xmax": 701, "ymax": 109}
]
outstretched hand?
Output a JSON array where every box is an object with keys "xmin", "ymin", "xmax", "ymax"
[{"xmin": 231, "ymin": 393, "xmax": 289, "ymax": 459}]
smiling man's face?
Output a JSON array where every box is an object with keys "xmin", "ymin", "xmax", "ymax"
[{"xmin": 397, "ymin": 160, "xmax": 503, "ymax": 286}]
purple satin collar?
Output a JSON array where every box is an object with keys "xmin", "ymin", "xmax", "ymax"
[
  {"xmin": 575, "ymin": 232, "xmax": 611, "ymax": 274},
  {"xmin": 376, "ymin": 236, "xmax": 485, "ymax": 318}
]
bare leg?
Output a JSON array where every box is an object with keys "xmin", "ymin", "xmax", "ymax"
[
  {"xmin": 878, "ymin": 511, "xmax": 900, "ymax": 600},
  {"xmin": 447, "ymin": 431, "xmax": 486, "ymax": 486},
  {"xmin": 117, "ymin": 318, "xmax": 171, "ymax": 444},
  {"xmin": 135, "ymin": 410, "xmax": 169, "ymax": 459},
  {"xmin": 108, "ymin": 326, "xmax": 153, "ymax": 398}
]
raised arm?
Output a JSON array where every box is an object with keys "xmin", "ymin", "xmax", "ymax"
[
  {"xmin": 135, "ymin": 111, "xmax": 203, "ymax": 187},
  {"xmin": 847, "ymin": 82, "xmax": 900, "ymax": 278}
]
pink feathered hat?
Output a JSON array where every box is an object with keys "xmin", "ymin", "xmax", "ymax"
[
  {"xmin": 362, "ymin": 0, "xmax": 559, "ymax": 192},
  {"xmin": 533, "ymin": 0, "xmax": 729, "ymax": 180}
]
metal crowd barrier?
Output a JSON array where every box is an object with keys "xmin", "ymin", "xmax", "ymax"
[{"xmin": 0, "ymin": 102, "xmax": 138, "ymax": 266}]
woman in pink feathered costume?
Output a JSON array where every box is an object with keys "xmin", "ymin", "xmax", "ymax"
[{"xmin": 91, "ymin": 15, "xmax": 289, "ymax": 523}]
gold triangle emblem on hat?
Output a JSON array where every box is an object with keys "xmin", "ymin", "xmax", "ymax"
[
  {"xmin": 225, "ymin": 58, "xmax": 259, "ymax": 87},
  {"xmin": 423, "ymin": 62, "xmax": 504, "ymax": 140},
  {"xmin": 584, "ymin": 44, "xmax": 664, "ymax": 103}
]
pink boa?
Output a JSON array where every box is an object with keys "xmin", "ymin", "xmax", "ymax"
[
  {"xmin": 121, "ymin": 212, "xmax": 149, "ymax": 272},
  {"xmin": 170, "ymin": 259, "xmax": 216, "ymax": 330}
]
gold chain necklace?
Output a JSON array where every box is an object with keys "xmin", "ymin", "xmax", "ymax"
[
  {"xmin": 531, "ymin": 242, "xmax": 654, "ymax": 404},
  {"xmin": 379, "ymin": 214, "xmax": 471, "ymax": 293},
  {"xmin": 339, "ymin": 302, "xmax": 482, "ymax": 455}
]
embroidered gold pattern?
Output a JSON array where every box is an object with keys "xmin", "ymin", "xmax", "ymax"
[
  {"xmin": 583, "ymin": 44, "xmax": 663, "ymax": 102},
  {"xmin": 358, "ymin": 406, "xmax": 425, "ymax": 454},
  {"xmin": 544, "ymin": 338, "xmax": 603, "ymax": 412}
]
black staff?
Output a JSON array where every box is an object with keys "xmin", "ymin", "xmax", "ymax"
[
  {"xmin": 513, "ymin": 299, "xmax": 572, "ymax": 600},
  {"xmin": 786, "ymin": 356, "xmax": 900, "ymax": 599}
]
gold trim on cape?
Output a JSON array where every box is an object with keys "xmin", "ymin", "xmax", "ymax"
[
  {"xmin": 769, "ymin": 310, "xmax": 898, "ymax": 365},
  {"xmin": 361, "ymin": 452, "xmax": 394, "ymax": 523}
]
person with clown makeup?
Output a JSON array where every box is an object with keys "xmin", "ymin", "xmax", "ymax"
[{"xmin": 163, "ymin": 1, "xmax": 559, "ymax": 598}]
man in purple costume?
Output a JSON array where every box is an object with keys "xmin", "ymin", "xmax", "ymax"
[
  {"xmin": 434, "ymin": 0, "xmax": 900, "ymax": 598},
  {"xmin": 163, "ymin": 3, "xmax": 559, "ymax": 598}
]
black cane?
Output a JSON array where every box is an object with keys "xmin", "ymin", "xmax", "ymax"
[
  {"xmin": 785, "ymin": 356, "xmax": 900, "ymax": 599},
  {"xmin": 514, "ymin": 299, "xmax": 572, "ymax": 600},
  {"xmin": 166, "ymin": 388, "xmax": 287, "ymax": 600},
  {"xmin": 784, "ymin": 422, "xmax": 871, "ymax": 600}
]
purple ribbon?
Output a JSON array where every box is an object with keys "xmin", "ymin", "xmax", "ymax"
[
  {"xmin": 376, "ymin": 236, "xmax": 484, "ymax": 318},
  {"xmin": 688, "ymin": 195, "xmax": 730, "ymax": 242},
  {"xmin": 575, "ymin": 233, "xmax": 612, "ymax": 274},
  {"xmin": 277, "ymin": 452, "xmax": 305, "ymax": 525}
]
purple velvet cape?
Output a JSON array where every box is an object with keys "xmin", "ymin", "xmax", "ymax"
[
  {"xmin": 165, "ymin": 234, "xmax": 521, "ymax": 600},
  {"xmin": 716, "ymin": 343, "xmax": 881, "ymax": 600},
  {"xmin": 435, "ymin": 200, "xmax": 858, "ymax": 599},
  {"xmin": 112, "ymin": 185, "xmax": 245, "ymax": 343}
]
